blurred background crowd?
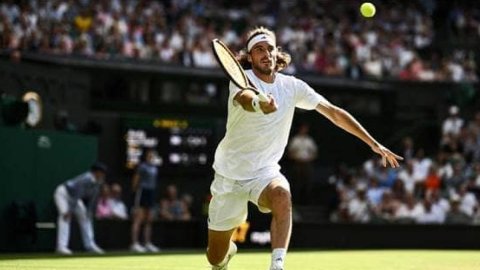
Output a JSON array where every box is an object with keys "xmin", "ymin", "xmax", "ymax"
[
  {"xmin": 329, "ymin": 106, "xmax": 480, "ymax": 225},
  {"xmin": 1, "ymin": 0, "xmax": 479, "ymax": 81},
  {"xmin": 1, "ymin": 0, "xmax": 480, "ymax": 230}
]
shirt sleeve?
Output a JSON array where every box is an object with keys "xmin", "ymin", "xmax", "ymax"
[{"xmin": 294, "ymin": 77, "xmax": 330, "ymax": 110}]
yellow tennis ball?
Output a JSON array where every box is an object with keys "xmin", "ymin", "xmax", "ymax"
[{"xmin": 360, "ymin": 2, "xmax": 376, "ymax": 18}]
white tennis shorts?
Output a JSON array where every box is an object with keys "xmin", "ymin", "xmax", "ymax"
[{"xmin": 208, "ymin": 172, "xmax": 290, "ymax": 231}]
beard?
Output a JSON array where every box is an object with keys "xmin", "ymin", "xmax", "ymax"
[{"xmin": 252, "ymin": 58, "xmax": 275, "ymax": 75}]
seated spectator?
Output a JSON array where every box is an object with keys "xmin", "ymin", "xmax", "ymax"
[
  {"xmin": 347, "ymin": 185, "xmax": 371, "ymax": 223},
  {"xmin": 397, "ymin": 160, "xmax": 416, "ymax": 194},
  {"xmin": 457, "ymin": 184, "xmax": 478, "ymax": 217},
  {"xmin": 158, "ymin": 184, "xmax": 191, "ymax": 221},
  {"xmin": 366, "ymin": 177, "xmax": 385, "ymax": 207},
  {"xmin": 445, "ymin": 195, "xmax": 472, "ymax": 224},
  {"xmin": 429, "ymin": 189, "xmax": 450, "ymax": 221},
  {"xmin": 415, "ymin": 198, "xmax": 443, "ymax": 224},
  {"xmin": 372, "ymin": 191, "xmax": 402, "ymax": 223},
  {"xmin": 96, "ymin": 184, "xmax": 112, "ymax": 219},
  {"xmin": 109, "ymin": 183, "xmax": 128, "ymax": 220},
  {"xmin": 394, "ymin": 193, "xmax": 423, "ymax": 223},
  {"xmin": 96, "ymin": 183, "xmax": 128, "ymax": 220},
  {"xmin": 424, "ymin": 165, "xmax": 441, "ymax": 192}
]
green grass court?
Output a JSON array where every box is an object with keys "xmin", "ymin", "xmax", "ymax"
[{"xmin": 1, "ymin": 250, "xmax": 479, "ymax": 270}]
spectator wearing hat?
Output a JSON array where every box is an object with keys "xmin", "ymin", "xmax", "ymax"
[{"xmin": 53, "ymin": 162, "xmax": 108, "ymax": 255}]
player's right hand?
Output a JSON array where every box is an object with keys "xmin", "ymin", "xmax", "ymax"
[{"xmin": 259, "ymin": 94, "xmax": 277, "ymax": 114}]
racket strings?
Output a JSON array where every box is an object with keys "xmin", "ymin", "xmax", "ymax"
[{"xmin": 214, "ymin": 42, "xmax": 248, "ymax": 88}]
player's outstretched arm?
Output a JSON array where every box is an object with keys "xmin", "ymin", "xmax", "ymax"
[{"xmin": 315, "ymin": 102, "xmax": 403, "ymax": 168}]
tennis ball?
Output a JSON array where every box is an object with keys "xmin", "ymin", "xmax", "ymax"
[{"xmin": 360, "ymin": 2, "xmax": 376, "ymax": 18}]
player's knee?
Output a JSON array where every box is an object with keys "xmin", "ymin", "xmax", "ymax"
[{"xmin": 271, "ymin": 187, "xmax": 291, "ymax": 209}]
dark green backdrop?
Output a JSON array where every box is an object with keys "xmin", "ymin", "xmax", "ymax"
[{"xmin": 0, "ymin": 126, "xmax": 97, "ymax": 251}]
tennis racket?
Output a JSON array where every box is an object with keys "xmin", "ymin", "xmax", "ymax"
[{"xmin": 211, "ymin": 38, "xmax": 269, "ymax": 102}]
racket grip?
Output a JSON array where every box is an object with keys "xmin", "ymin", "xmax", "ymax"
[{"xmin": 257, "ymin": 92, "xmax": 269, "ymax": 102}]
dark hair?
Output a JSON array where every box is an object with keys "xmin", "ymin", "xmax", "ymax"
[
  {"xmin": 238, "ymin": 26, "xmax": 291, "ymax": 72},
  {"xmin": 91, "ymin": 162, "xmax": 108, "ymax": 173}
]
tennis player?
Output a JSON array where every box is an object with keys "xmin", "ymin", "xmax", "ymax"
[{"xmin": 206, "ymin": 26, "xmax": 403, "ymax": 270}]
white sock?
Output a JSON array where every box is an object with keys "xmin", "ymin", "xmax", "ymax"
[{"xmin": 271, "ymin": 248, "xmax": 287, "ymax": 269}]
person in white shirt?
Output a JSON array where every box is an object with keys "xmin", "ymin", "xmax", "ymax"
[
  {"xmin": 415, "ymin": 198, "xmax": 444, "ymax": 224},
  {"xmin": 442, "ymin": 105, "xmax": 464, "ymax": 137},
  {"xmin": 347, "ymin": 185, "xmax": 371, "ymax": 223},
  {"xmin": 395, "ymin": 193, "xmax": 423, "ymax": 222},
  {"xmin": 109, "ymin": 183, "xmax": 128, "ymax": 220},
  {"xmin": 206, "ymin": 26, "xmax": 403, "ymax": 270},
  {"xmin": 287, "ymin": 123, "xmax": 317, "ymax": 205},
  {"xmin": 457, "ymin": 184, "xmax": 478, "ymax": 217}
]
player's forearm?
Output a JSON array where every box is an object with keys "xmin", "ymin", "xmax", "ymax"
[
  {"xmin": 234, "ymin": 90, "xmax": 258, "ymax": 112},
  {"xmin": 324, "ymin": 106, "xmax": 379, "ymax": 149}
]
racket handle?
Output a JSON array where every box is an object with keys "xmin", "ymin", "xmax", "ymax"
[{"xmin": 257, "ymin": 92, "xmax": 269, "ymax": 102}]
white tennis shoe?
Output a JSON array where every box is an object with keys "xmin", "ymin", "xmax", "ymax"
[
  {"xmin": 144, "ymin": 242, "xmax": 160, "ymax": 252},
  {"xmin": 130, "ymin": 242, "xmax": 147, "ymax": 253},
  {"xmin": 270, "ymin": 258, "xmax": 284, "ymax": 270}
]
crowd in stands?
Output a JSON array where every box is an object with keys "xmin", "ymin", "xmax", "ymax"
[
  {"xmin": 330, "ymin": 106, "xmax": 480, "ymax": 225},
  {"xmin": 96, "ymin": 183, "xmax": 193, "ymax": 221},
  {"xmin": 0, "ymin": 0, "xmax": 479, "ymax": 82}
]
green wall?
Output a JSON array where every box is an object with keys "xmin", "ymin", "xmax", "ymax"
[{"xmin": 0, "ymin": 126, "xmax": 97, "ymax": 251}]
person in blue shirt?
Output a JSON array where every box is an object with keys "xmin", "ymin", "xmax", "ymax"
[
  {"xmin": 53, "ymin": 162, "xmax": 107, "ymax": 255},
  {"xmin": 130, "ymin": 149, "xmax": 160, "ymax": 252}
]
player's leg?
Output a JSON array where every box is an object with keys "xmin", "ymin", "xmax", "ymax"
[
  {"xmin": 75, "ymin": 200, "xmax": 104, "ymax": 253},
  {"xmin": 207, "ymin": 229, "xmax": 236, "ymax": 266},
  {"xmin": 207, "ymin": 173, "xmax": 246, "ymax": 268},
  {"xmin": 257, "ymin": 176, "xmax": 292, "ymax": 270},
  {"xmin": 54, "ymin": 185, "xmax": 72, "ymax": 254}
]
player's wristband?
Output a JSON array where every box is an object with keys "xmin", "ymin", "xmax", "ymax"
[{"xmin": 251, "ymin": 95, "xmax": 262, "ymax": 113}]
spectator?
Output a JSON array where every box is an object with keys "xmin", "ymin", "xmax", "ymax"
[
  {"xmin": 109, "ymin": 183, "xmax": 128, "ymax": 220},
  {"xmin": 457, "ymin": 184, "xmax": 478, "ymax": 217},
  {"xmin": 287, "ymin": 123, "xmax": 318, "ymax": 205},
  {"xmin": 394, "ymin": 193, "xmax": 423, "ymax": 223},
  {"xmin": 397, "ymin": 160, "xmax": 417, "ymax": 194},
  {"xmin": 424, "ymin": 165, "xmax": 441, "ymax": 192},
  {"xmin": 445, "ymin": 195, "xmax": 472, "ymax": 224},
  {"xmin": 372, "ymin": 191, "xmax": 402, "ymax": 223},
  {"xmin": 159, "ymin": 184, "xmax": 191, "ymax": 221},
  {"xmin": 347, "ymin": 185, "xmax": 371, "ymax": 223},
  {"xmin": 96, "ymin": 184, "xmax": 112, "ymax": 219},
  {"xmin": 415, "ymin": 197, "xmax": 443, "ymax": 224},
  {"xmin": 401, "ymin": 136, "xmax": 416, "ymax": 162},
  {"xmin": 366, "ymin": 177, "xmax": 385, "ymax": 207},
  {"xmin": 442, "ymin": 105, "xmax": 464, "ymax": 138},
  {"xmin": 0, "ymin": 0, "xmax": 476, "ymax": 82}
]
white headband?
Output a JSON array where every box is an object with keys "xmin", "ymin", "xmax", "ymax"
[{"xmin": 247, "ymin": 34, "xmax": 276, "ymax": 52}]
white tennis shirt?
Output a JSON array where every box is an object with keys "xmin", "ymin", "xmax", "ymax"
[{"xmin": 213, "ymin": 70, "xmax": 329, "ymax": 180}]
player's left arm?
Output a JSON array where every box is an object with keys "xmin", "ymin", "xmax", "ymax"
[{"xmin": 315, "ymin": 101, "xmax": 403, "ymax": 168}]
